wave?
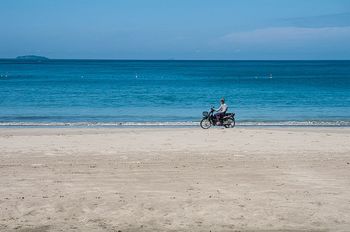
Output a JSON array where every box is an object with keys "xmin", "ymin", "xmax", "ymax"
[
  {"xmin": 0, "ymin": 120, "xmax": 350, "ymax": 127},
  {"xmin": 0, "ymin": 121, "xmax": 198, "ymax": 127},
  {"xmin": 238, "ymin": 121, "xmax": 350, "ymax": 126}
]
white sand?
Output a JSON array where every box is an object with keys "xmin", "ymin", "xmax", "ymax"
[{"xmin": 0, "ymin": 127, "xmax": 350, "ymax": 231}]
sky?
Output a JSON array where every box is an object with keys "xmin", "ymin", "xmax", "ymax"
[{"xmin": 1, "ymin": 0, "xmax": 350, "ymax": 60}]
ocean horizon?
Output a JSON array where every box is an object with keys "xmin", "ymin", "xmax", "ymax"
[{"xmin": 1, "ymin": 59, "xmax": 349, "ymax": 127}]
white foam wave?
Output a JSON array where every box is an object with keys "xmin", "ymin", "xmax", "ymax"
[
  {"xmin": 0, "ymin": 121, "xmax": 198, "ymax": 127},
  {"xmin": 238, "ymin": 121, "xmax": 350, "ymax": 126},
  {"xmin": 0, "ymin": 120, "xmax": 349, "ymax": 127}
]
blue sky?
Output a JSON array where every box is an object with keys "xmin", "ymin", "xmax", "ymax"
[{"xmin": 1, "ymin": 0, "xmax": 350, "ymax": 59}]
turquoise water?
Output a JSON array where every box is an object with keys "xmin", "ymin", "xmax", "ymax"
[{"xmin": 0, "ymin": 59, "xmax": 349, "ymax": 126}]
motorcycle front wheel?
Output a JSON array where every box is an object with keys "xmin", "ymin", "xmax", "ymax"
[{"xmin": 200, "ymin": 118, "xmax": 212, "ymax": 129}]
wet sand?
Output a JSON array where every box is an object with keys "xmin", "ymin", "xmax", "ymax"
[{"xmin": 0, "ymin": 127, "xmax": 350, "ymax": 231}]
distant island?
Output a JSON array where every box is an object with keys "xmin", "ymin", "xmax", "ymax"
[{"xmin": 16, "ymin": 55, "xmax": 49, "ymax": 60}]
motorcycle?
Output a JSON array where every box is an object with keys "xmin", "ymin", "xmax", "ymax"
[{"xmin": 200, "ymin": 108, "xmax": 235, "ymax": 129}]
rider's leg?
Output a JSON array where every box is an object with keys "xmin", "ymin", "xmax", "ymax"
[
  {"xmin": 215, "ymin": 113, "xmax": 223, "ymax": 125},
  {"xmin": 220, "ymin": 113, "xmax": 224, "ymax": 124}
]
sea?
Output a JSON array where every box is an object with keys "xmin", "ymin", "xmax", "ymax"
[{"xmin": 0, "ymin": 59, "xmax": 349, "ymax": 127}]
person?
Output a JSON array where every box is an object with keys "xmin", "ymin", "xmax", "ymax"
[{"xmin": 214, "ymin": 98, "xmax": 228, "ymax": 125}]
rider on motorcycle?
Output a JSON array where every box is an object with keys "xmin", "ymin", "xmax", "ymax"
[{"xmin": 214, "ymin": 98, "xmax": 228, "ymax": 125}]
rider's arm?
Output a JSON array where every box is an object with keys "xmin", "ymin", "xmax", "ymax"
[{"xmin": 216, "ymin": 105, "xmax": 223, "ymax": 112}]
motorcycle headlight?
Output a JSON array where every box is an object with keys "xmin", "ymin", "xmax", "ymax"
[{"xmin": 202, "ymin": 111, "xmax": 208, "ymax": 117}]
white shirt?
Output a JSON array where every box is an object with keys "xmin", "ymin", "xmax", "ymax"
[{"xmin": 217, "ymin": 103, "xmax": 228, "ymax": 113}]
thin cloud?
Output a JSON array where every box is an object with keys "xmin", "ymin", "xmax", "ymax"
[
  {"xmin": 221, "ymin": 26, "xmax": 350, "ymax": 46},
  {"xmin": 279, "ymin": 12, "xmax": 350, "ymax": 28}
]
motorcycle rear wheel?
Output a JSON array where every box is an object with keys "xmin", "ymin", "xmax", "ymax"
[
  {"xmin": 224, "ymin": 118, "xmax": 236, "ymax": 128},
  {"xmin": 200, "ymin": 118, "xmax": 212, "ymax": 129},
  {"xmin": 230, "ymin": 118, "xmax": 236, "ymax": 128}
]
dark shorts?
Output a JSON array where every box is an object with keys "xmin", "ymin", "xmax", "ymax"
[{"xmin": 215, "ymin": 112, "xmax": 225, "ymax": 120}]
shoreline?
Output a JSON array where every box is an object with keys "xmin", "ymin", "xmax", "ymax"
[
  {"xmin": 1, "ymin": 127, "xmax": 350, "ymax": 231},
  {"xmin": 1, "ymin": 120, "xmax": 350, "ymax": 128}
]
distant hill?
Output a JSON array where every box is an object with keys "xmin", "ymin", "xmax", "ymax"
[{"xmin": 16, "ymin": 55, "xmax": 49, "ymax": 60}]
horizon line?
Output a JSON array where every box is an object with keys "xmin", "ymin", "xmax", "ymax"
[{"xmin": 1, "ymin": 57, "xmax": 350, "ymax": 61}]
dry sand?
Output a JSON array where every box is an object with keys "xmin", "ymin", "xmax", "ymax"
[{"xmin": 0, "ymin": 127, "xmax": 350, "ymax": 232}]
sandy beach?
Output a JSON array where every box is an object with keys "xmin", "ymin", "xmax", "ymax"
[{"xmin": 0, "ymin": 127, "xmax": 350, "ymax": 231}]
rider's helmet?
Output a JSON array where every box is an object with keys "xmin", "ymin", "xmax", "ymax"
[{"xmin": 221, "ymin": 98, "xmax": 225, "ymax": 103}]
